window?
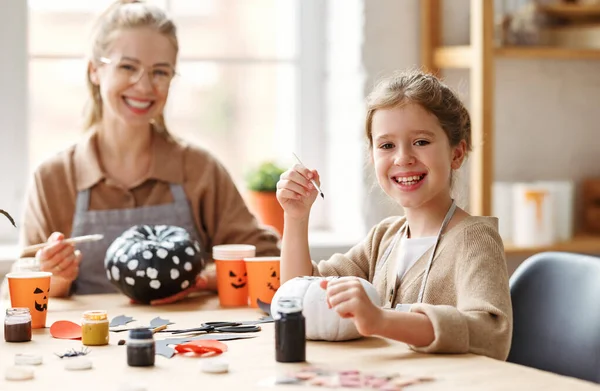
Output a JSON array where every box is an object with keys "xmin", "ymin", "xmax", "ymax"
[{"xmin": 27, "ymin": 0, "xmax": 327, "ymax": 227}]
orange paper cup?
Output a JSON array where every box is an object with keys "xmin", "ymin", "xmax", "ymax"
[
  {"xmin": 213, "ymin": 245, "xmax": 256, "ymax": 307},
  {"xmin": 244, "ymin": 257, "xmax": 280, "ymax": 308},
  {"xmin": 6, "ymin": 271, "xmax": 52, "ymax": 329}
]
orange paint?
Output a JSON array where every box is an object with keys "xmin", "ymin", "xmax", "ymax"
[{"xmin": 524, "ymin": 190, "xmax": 548, "ymax": 229}]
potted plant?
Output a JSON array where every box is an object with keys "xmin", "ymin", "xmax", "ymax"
[{"xmin": 245, "ymin": 162, "xmax": 285, "ymax": 235}]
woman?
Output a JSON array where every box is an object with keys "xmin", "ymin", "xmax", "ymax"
[{"xmin": 18, "ymin": 0, "xmax": 280, "ymax": 303}]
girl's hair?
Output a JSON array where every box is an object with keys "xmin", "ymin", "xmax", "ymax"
[
  {"xmin": 365, "ymin": 69, "xmax": 472, "ymax": 154},
  {"xmin": 83, "ymin": 0, "xmax": 178, "ymax": 137}
]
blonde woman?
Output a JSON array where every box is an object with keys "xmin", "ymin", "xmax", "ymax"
[
  {"xmin": 18, "ymin": 0, "xmax": 280, "ymax": 303},
  {"xmin": 277, "ymin": 70, "xmax": 512, "ymax": 360}
]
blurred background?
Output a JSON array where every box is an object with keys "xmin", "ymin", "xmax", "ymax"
[{"xmin": 0, "ymin": 0, "xmax": 599, "ymax": 278}]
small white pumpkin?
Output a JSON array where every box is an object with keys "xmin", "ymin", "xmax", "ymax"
[{"xmin": 271, "ymin": 276, "xmax": 382, "ymax": 342}]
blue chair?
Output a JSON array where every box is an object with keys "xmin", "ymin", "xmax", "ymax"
[{"xmin": 508, "ymin": 251, "xmax": 600, "ymax": 383}]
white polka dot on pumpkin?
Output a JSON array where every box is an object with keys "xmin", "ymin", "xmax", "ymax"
[
  {"xmin": 119, "ymin": 254, "xmax": 128, "ymax": 263},
  {"xmin": 149, "ymin": 280, "xmax": 161, "ymax": 289},
  {"xmin": 184, "ymin": 262, "xmax": 192, "ymax": 271},
  {"xmin": 185, "ymin": 247, "xmax": 195, "ymax": 256},
  {"xmin": 146, "ymin": 267, "xmax": 158, "ymax": 279},
  {"xmin": 136, "ymin": 270, "xmax": 145, "ymax": 277},
  {"xmin": 193, "ymin": 242, "xmax": 200, "ymax": 252},
  {"xmin": 172, "ymin": 256, "xmax": 180, "ymax": 265},
  {"xmin": 170, "ymin": 269, "xmax": 180, "ymax": 280},
  {"xmin": 106, "ymin": 270, "xmax": 111, "ymax": 281},
  {"xmin": 156, "ymin": 248, "xmax": 168, "ymax": 259},
  {"xmin": 125, "ymin": 277, "xmax": 135, "ymax": 286},
  {"xmin": 111, "ymin": 266, "xmax": 120, "ymax": 281},
  {"xmin": 142, "ymin": 250, "xmax": 153, "ymax": 260},
  {"xmin": 127, "ymin": 260, "xmax": 139, "ymax": 271},
  {"xmin": 181, "ymin": 280, "xmax": 189, "ymax": 289}
]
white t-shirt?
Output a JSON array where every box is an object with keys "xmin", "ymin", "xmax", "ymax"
[{"xmin": 396, "ymin": 235, "xmax": 437, "ymax": 279}]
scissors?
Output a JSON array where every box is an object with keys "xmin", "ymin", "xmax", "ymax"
[{"xmin": 167, "ymin": 321, "xmax": 261, "ymax": 335}]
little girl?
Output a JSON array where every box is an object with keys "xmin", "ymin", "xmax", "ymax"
[{"xmin": 276, "ymin": 70, "xmax": 512, "ymax": 361}]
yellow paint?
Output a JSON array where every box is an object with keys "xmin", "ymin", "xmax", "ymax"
[{"xmin": 524, "ymin": 190, "xmax": 548, "ymax": 228}]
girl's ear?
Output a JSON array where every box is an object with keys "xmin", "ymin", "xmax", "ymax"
[
  {"xmin": 451, "ymin": 140, "xmax": 467, "ymax": 170},
  {"xmin": 88, "ymin": 60, "xmax": 100, "ymax": 85}
]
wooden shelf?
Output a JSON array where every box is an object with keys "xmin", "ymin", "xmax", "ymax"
[
  {"xmin": 432, "ymin": 45, "xmax": 600, "ymax": 67},
  {"xmin": 433, "ymin": 45, "xmax": 472, "ymax": 68},
  {"xmin": 495, "ymin": 46, "xmax": 600, "ymax": 60},
  {"xmin": 538, "ymin": 3, "xmax": 600, "ymax": 22},
  {"xmin": 505, "ymin": 234, "xmax": 600, "ymax": 256}
]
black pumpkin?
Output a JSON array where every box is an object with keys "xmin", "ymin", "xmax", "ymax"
[{"xmin": 104, "ymin": 225, "xmax": 204, "ymax": 303}]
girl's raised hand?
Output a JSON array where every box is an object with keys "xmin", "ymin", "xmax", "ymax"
[{"xmin": 276, "ymin": 164, "xmax": 320, "ymax": 220}]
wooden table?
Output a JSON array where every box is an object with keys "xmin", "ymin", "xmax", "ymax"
[{"xmin": 1, "ymin": 293, "xmax": 599, "ymax": 391}]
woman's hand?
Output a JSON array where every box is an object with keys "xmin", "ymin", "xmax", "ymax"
[
  {"xmin": 321, "ymin": 278, "xmax": 384, "ymax": 337},
  {"xmin": 276, "ymin": 164, "xmax": 320, "ymax": 220},
  {"xmin": 38, "ymin": 232, "xmax": 82, "ymax": 284}
]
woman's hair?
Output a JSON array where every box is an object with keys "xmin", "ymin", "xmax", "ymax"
[
  {"xmin": 83, "ymin": 0, "xmax": 178, "ymax": 136},
  {"xmin": 365, "ymin": 69, "xmax": 472, "ymax": 154}
]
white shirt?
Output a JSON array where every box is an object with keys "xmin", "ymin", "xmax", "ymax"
[{"xmin": 396, "ymin": 235, "xmax": 437, "ymax": 279}]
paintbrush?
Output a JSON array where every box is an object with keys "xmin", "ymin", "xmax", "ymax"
[
  {"xmin": 292, "ymin": 153, "xmax": 324, "ymax": 199},
  {"xmin": 21, "ymin": 234, "xmax": 104, "ymax": 256},
  {"xmin": 117, "ymin": 324, "xmax": 167, "ymax": 346}
]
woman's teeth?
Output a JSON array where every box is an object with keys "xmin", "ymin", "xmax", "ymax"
[
  {"xmin": 394, "ymin": 175, "xmax": 424, "ymax": 185},
  {"xmin": 124, "ymin": 98, "xmax": 152, "ymax": 109}
]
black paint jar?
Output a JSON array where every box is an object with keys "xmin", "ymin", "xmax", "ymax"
[
  {"xmin": 4, "ymin": 308, "xmax": 32, "ymax": 343},
  {"xmin": 275, "ymin": 297, "xmax": 306, "ymax": 363},
  {"xmin": 127, "ymin": 327, "xmax": 155, "ymax": 367}
]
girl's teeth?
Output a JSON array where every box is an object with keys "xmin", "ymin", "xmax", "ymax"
[{"xmin": 124, "ymin": 98, "xmax": 152, "ymax": 109}]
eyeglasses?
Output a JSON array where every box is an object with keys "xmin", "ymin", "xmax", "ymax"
[{"xmin": 98, "ymin": 57, "xmax": 176, "ymax": 90}]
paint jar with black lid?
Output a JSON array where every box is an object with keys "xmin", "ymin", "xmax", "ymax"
[
  {"xmin": 127, "ymin": 327, "xmax": 155, "ymax": 367},
  {"xmin": 4, "ymin": 308, "xmax": 32, "ymax": 342},
  {"xmin": 274, "ymin": 297, "xmax": 306, "ymax": 363}
]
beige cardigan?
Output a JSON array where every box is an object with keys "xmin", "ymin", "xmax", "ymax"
[{"xmin": 311, "ymin": 216, "xmax": 513, "ymax": 361}]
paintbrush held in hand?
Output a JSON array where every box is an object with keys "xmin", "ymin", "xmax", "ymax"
[
  {"xmin": 292, "ymin": 153, "xmax": 324, "ymax": 199},
  {"xmin": 21, "ymin": 234, "xmax": 104, "ymax": 257}
]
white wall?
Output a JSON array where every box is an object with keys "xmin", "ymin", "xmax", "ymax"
[{"xmin": 0, "ymin": 0, "xmax": 28, "ymax": 243}]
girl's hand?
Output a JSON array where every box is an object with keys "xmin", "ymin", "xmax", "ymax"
[
  {"xmin": 276, "ymin": 164, "xmax": 320, "ymax": 220},
  {"xmin": 37, "ymin": 232, "xmax": 82, "ymax": 283},
  {"xmin": 321, "ymin": 277, "xmax": 383, "ymax": 337}
]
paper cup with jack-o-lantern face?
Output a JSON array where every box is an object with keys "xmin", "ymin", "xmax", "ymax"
[
  {"xmin": 244, "ymin": 257, "xmax": 280, "ymax": 308},
  {"xmin": 6, "ymin": 271, "xmax": 52, "ymax": 328},
  {"xmin": 213, "ymin": 245, "xmax": 256, "ymax": 307}
]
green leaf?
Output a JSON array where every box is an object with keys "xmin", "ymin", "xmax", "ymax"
[
  {"xmin": 245, "ymin": 162, "xmax": 286, "ymax": 192},
  {"xmin": 0, "ymin": 209, "xmax": 16, "ymax": 227}
]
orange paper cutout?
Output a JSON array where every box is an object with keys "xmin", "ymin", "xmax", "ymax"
[
  {"xmin": 174, "ymin": 340, "xmax": 227, "ymax": 357},
  {"xmin": 50, "ymin": 320, "xmax": 82, "ymax": 340}
]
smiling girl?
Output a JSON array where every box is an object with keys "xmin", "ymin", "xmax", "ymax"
[
  {"xmin": 276, "ymin": 70, "xmax": 512, "ymax": 360},
  {"xmin": 16, "ymin": 0, "xmax": 280, "ymax": 302}
]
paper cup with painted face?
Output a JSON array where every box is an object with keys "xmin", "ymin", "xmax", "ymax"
[
  {"xmin": 244, "ymin": 257, "xmax": 280, "ymax": 308},
  {"xmin": 213, "ymin": 245, "xmax": 255, "ymax": 307},
  {"xmin": 6, "ymin": 271, "xmax": 52, "ymax": 329}
]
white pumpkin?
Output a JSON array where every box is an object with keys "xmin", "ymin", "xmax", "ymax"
[{"xmin": 271, "ymin": 276, "xmax": 382, "ymax": 341}]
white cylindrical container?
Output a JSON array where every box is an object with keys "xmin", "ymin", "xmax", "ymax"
[
  {"xmin": 536, "ymin": 181, "xmax": 575, "ymax": 242},
  {"xmin": 512, "ymin": 183, "xmax": 556, "ymax": 248}
]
